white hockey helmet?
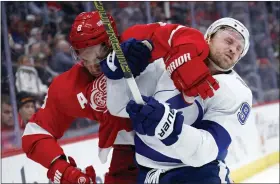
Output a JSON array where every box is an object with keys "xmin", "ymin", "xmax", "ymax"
[{"xmin": 204, "ymin": 17, "xmax": 250, "ymax": 61}]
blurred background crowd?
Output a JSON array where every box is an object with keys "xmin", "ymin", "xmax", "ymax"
[{"xmin": 1, "ymin": 2, "xmax": 279, "ymax": 152}]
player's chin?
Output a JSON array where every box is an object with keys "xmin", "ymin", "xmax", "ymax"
[
  {"xmin": 220, "ymin": 59, "xmax": 233, "ymax": 69},
  {"xmin": 225, "ymin": 56, "xmax": 237, "ymax": 66},
  {"xmin": 91, "ymin": 71, "xmax": 103, "ymax": 77},
  {"xmin": 87, "ymin": 66, "xmax": 102, "ymax": 77}
]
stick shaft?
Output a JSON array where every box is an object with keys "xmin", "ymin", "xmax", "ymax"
[{"xmin": 93, "ymin": 1, "xmax": 144, "ymax": 104}]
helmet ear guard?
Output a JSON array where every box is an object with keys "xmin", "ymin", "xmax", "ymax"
[{"xmin": 70, "ymin": 46, "xmax": 81, "ymax": 62}]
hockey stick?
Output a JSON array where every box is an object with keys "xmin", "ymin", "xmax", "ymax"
[{"xmin": 93, "ymin": 1, "xmax": 145, "ymax": 104}]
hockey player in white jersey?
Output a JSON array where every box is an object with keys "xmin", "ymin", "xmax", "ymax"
[{"xmin": 102, "ymin": 18, "xmax": 252, "ymax": 183}]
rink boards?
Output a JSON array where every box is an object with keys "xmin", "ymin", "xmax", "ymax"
[{"xmin": 1, "ymin": 101, "xmax": 279, "ymax": 183}]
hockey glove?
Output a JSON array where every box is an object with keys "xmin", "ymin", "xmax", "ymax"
[
  {"xmin": 126, "ymin": 96, "xmax": 184, "ymax": 146},
  {"xmin": 165, "ymin": 45, "xmax": 219, "ymax": 102},
  {"xmin": 100, "ymin": 38, "xmax": 153, "ymax": 80},
  {"xmin": 47, "ymin": 156, "xmax": 96, "ymax": 184}
]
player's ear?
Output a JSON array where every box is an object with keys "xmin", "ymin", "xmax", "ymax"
[{"xmin": 205, "ymin": 36, "xmax": 211, "ymax": 44}]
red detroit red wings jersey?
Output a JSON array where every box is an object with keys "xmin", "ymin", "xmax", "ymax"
[
  {"xmin": 22, "ymin": 63, "xmax": 132, "ymax": 168},
  {"xmin": 29, "ymin": 63, "xmax": 102, "ymax": 138}
]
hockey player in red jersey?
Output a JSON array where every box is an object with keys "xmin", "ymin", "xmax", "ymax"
[{"xmin": 21, "ymin": 12, "xmax": 152, "ymax": 184}]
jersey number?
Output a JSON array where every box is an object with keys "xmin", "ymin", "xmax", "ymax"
[{"xmin": 237, "ymin": 102, "xmax": 250, "ymax": 125}]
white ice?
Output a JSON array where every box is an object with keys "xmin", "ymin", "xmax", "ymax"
[{"xmin": 242, "ymin": 164, "xmax": 279, "ymax": 183}]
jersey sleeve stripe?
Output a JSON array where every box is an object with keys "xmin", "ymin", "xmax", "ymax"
[
  {"xmin": 135, "ymin": 134, "xmax": 183, "ymax": 163},
  {"xmin": 168, "ymin": 25, "xmax": 185, "ymax": 46},
  {"xmin": 193, "ymin": 120, "xmax": 232, "ymax": 160},
  {"xmin": 22, "ymin": 122, "xmax": 53, "ymax": 137}
]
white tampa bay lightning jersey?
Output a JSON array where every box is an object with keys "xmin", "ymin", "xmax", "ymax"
[{"xmin": 106, "ymin": 58, "xmax": 253, "ymax": 170}]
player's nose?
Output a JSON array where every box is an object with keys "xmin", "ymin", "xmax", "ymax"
[{"xmin": 229, "ymin": 46, "xmax": 237, "ymax": 55}]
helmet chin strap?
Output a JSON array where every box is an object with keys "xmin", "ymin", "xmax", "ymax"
[{"xmin": 208, "ymin": 57, "xmax": 236, "ymax": 72}]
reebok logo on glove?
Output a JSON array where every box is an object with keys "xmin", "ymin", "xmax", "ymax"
[
  {"xmin": 166, "ymin": 53, "xmax": 191, "ymax": 76},
  {"xmin": 155, "ymin": 104, "xmax": 177, "ymax": 140},
  {"xmin": 78, "ymin": 176, "xmax": 87, "ymax": 184}
]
